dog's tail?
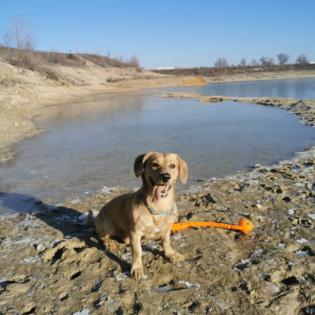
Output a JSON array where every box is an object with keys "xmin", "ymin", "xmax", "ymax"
[
  {"xmin": 86, "ymin": 210, "xmax": 96, "ymax": 226},
  {"xmin": 78, "ymin": 210, "xmax": 96, "ymax": 227}
]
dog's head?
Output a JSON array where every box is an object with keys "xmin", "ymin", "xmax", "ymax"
[{"xmin": 134, "ymin": 152, "xmax": 188, "ymax": 201}]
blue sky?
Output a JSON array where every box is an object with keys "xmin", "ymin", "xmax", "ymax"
[{"xmin": 0, "ymin": 0, "xmax": 314, "ymax": 68}]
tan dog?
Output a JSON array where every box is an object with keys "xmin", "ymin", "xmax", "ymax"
[{"xmin": 95, "ymin": 151, "xmax": 188, "ymax": 279}]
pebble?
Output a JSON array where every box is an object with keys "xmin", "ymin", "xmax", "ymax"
[
  {"xmin": 99, "ymin": 186, "xmax": 115, "ymax": 194},
  {"xmin": 58, "ymin": 292, "xmax": 69, "ymax": 300},
  {"xmin": 296, "ymin": 238, "xmax": 309, "ymax": 244},
  {"xmin": 36, "ymin": 244, "xmax": 46, "ymax": 253},
  {"xmin": 21, "ymin": 302, "xmax": 36, "ymax": 314},
  {"xmin": 178, "ymin": 280, "xmax": 200, "ymax": 289},
  {"xmin": 70, "ymin": 198, "xmax": 81, "ymax": 205},
  {"xmin": 73, "ymin": 308, "xmax": 89, "ymax": 315},
  {"xmin": 288, "ymin": 208, "xmax": 295, "ymax": 216},
  {"xmin": 77, "ymin": 212, "xmax": 89, "ymax": 222},
  {"xmin": 266, "ymin": 282, "xmax": 280, "ymax": 294}
]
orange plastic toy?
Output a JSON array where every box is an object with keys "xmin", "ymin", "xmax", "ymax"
[{"xmin": 171, "ymin": 218, "xmax": 253, "ymax": 234}]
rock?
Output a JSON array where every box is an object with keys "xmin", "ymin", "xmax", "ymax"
[
  {"xmin": 288, "ymin": 209, "xmax": 296, "ymax": 216},
  {"xmin": 301, "ymin": 219, "xmax": 312, "ymax": 228},
  {"xmin": 42, "ymin": 239, "xmax": 86, "ymax": 263},
  {"xmin": 296, "ymin": 238, "xmax": 308, "ymax": 244},
  {"xmin": 58, "ymin": 292, "xmax": 69, "ymax": 300},
  {"xmin": 73, "ymin": 308, "xmax": 89, "ymax": 315},
  {"xmin": 6, "ymin": 282, "xmax": 32, "ymax": 294},
  {"xmin": 200, "ymin": 193, "xmax": 216, "ymax": 206},
  {"xmin": 296, "ymin": 246, "xmax": 315, "ymax": 257},
  {"xmin": 91, "ymin": 279, "xmax": 102, "ymax": 292},
  {"xmin": 35, "ymin": 243, "xmax": 46, "ymax": 253},
  {"xmin": 21, "ymin": 302, "xmax": 36, "ymax": 314},
  {"xmin": 188, "ymin": 300, "xmax": 202, "ymax": 312},
  {"xmin": 282, "ymin": 196, "xmax": 292, "ymax": 203},
  {"xmin": 265, "ymin": 283, "xmax": 281, "ymax": 295},
  {"xmin": 300, "ymin": 305, "xmax": 315, "ymax": 315},
  {"xmin": 281, "ymin": 276, "xmax": 299, "ymax": 286}
]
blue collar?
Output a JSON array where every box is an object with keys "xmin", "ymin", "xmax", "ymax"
[
  {"xmin": 140, "ymin": 191, "xmax": 175, "ymax": 216},
  {"xmin": 147, "ymin": 206, "xmax": 175, "ymax": 216}
]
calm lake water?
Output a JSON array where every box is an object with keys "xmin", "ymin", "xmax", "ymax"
[
  {"xmin": 172, "ymin": 77, "xmax": 315, "ymax": 99},
  {"xmin": 1, "ymin": 78, "xmax": 315, "ymax": 214}
]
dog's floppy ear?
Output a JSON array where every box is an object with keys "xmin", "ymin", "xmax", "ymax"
[
  {"xmin": 177, "ymin": 155, "xmax": 188, "ymax": 184},
  {"xmin": 134, "ymin": 151, "xmax": 154, "ymax": 177}
]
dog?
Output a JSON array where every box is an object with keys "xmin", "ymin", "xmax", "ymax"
[{"xmin": 94, "ymin": 151, "xmax": 188, "ymax": 279}]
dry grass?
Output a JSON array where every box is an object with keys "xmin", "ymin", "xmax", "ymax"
[{"xmin": 0, "ymin": 46, "xmax": 141, "ymax": 79}]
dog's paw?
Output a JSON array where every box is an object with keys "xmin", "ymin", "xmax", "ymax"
[
  {"xmin": 168, "ymin": 252, "xmax": 185, "ymax": 264},
  {"xmin": 103, "ymin": 239, "xmax": 118, "ymax": 252},
  {"xmin": 131, "ymin": 267, "xmax": 145, "ymax": 280}
]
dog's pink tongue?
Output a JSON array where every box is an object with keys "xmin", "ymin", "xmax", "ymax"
[{"xmin": 153, "ymin": 186, "xmax": 166, "ymax": 202}]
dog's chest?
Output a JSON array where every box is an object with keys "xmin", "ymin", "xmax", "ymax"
[{"xmin": 142, "ymin": 216, "xmax": 174, "ymax": 239}]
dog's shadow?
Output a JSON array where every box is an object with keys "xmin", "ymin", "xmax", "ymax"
[{"xmin": 0, "ymin": 191, "xmax": 133, "ymax": 272}]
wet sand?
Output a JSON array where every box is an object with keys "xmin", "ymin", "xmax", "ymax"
[{"xmin": 0, "ymin": 147, "xmax": 314, "ymax": 314}]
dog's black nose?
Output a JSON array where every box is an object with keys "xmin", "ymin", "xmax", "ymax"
[{"xmin": 160, "ymin": 173, "xmax": 171, "ymax": 183}]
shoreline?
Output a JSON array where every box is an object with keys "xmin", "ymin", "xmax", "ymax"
[
  {"xmin": 0, "ymin": 76, "xmax": 314, "ymax": 312},
  {"xmin": 203, "ymin": 69, "xmax": 315, "ymax": 84},
  {"xmin": 162, "ymin": 93, "xmax": 315, "ymax": 127},
  {"xmin": 0, "ymin": 75, "xmax": 205, "ymax": 164},
  {"xmin": 1, "ymin": 144, "xmax": 314, "ymax": 314},
  {"xmin": 1, "ymin": 70, "xmax": 315, "ymax": 164}
]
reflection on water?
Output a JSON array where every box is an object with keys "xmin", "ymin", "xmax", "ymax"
[{"xmin": 1, "ymin": 91, "xmax": 315, "ymax": 214}]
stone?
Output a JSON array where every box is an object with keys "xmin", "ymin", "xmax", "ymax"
[
  {"xmin": 21, "ymin": 302, "xmax": 36, "ymax": 314},
  {"xmin": 73, "ymin": 308, "xmax": 89, "ymax": 315}
]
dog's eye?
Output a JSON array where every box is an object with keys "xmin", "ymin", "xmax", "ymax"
[
  {"xmin": 170, "ymin": 163, "xmax": 176, "ymax": 169},
  {"xmin": 152, "ymin": 162, "xmax": 159, "ymax": 169}
]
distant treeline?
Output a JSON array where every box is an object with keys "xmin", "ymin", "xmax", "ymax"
[{"xmin": 152, "ymin": 63, "xmax": 315, "ymax": 77}]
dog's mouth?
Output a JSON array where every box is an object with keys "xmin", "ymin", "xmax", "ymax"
[{"xmin": 149, "ymin": 178, "xmax": 170, "ymax": 202}]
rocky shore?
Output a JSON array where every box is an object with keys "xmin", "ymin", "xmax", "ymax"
[
  {"xmin": 162, "ymin": 93, "xmax": 315, "ymax": 127},
  {"xmin": 1, "ymin": 95, "xmax": 314, "ymax": 314},
  {"xmin": 0, "ymin": 145, "xmax": 314, "ymax": 314}
]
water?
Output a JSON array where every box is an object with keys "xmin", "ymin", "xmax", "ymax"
[
  {"xmin": 170, "ymin": 77, "xmax": 315, "ymax": 99},
  {"xmin": 1, "ymin": 78, "xmax": 315, "ymax": 214}
]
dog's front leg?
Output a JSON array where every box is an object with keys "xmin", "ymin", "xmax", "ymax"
[
  {"xmin": 130, "ymin": 230, "xmax": 144, "ymax": 279},
  {"xmin": 162, "ymin": 229, "xmax": 185, "ymax": 264}
]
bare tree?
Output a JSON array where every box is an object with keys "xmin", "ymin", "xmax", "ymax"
[
  {"xmin": 2, "ymin": 18, "xmax": 36, "ymax": 50},
  {"xmin": 214, "ymin": 57, "xmax": 228, "ymax": 68},
  {"xmin": 239, "ymin": 58, "xmax": 247, "ymax": 67},
  {"xmin": 250, "ymin": 59, "xmax": 259, "ymax": 66},
  {"xmin": 296, "ymin": 54, "xmax": 309, "ymax": 65},
  {"xmin": 277, "ymin": 53, "xmax": 289, "ymax": 65},
  {"xmin": 260, "ymin": 57, "xmax": 274, "ymax": 66},
  {"xmin": 128, "ymin": 55, "xmax": 140, "ymax": 68},
  {"xmin": 2, "ymin": 32, "xmax": 13, "ymax": 47}
]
